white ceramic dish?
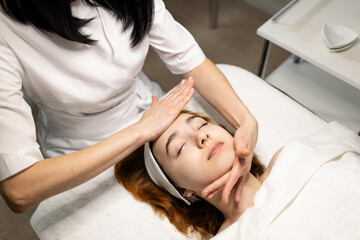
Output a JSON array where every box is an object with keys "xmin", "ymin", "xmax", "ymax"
[
  {"xmin": 322, "ymin": 24, "xmax": 358, "ymax": 49},
  {"xmin": 322, "ymin": 32, "xmax": 358, "ymax": 52}
]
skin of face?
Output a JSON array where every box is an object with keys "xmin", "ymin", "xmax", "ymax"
[{"xmin": 153, "ymin": 113, "xmax": 236, "ymax": 194}]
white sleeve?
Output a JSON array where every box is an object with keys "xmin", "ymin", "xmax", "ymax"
[
  {"xmin": 148, "ymin": 0, "xmax": 206, "ymax": 75},
  {"xmin": 0, "ymin": 37, "xmax": 43, "ymax": 182}
]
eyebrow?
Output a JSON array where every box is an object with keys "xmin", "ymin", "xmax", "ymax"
[
  {"xmin": 186, "ymin": 115, "xmax": 197, "ymax": 124},
  {"xmin": 165, "ymin": 115, "xmax": 200, "ymax": 156}
]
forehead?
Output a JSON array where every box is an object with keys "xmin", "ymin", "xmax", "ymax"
[
  {"xmin": 153, "ymin": 113, "xmax": 204, "ymax": 154},
  {"xmin": 155, "ymin": 113, "xmax": 194, "ymax": 145}
]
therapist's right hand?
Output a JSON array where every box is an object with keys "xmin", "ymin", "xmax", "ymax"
[{"xmin": 137, "ymin": 77, "xmax": 195, "ymax": 141}]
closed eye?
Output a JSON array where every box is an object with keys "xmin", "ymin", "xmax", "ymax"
[
  {"xmin": 177, "ymin": 145, "xmax": 184, "ymax": 156},
  {"xmin": 177, "ymin": 122, "xmax": 207, "ymax": 156},
  {"xmin": 199, "ymin": 122, "xmax": 207, "ymax": 129}
]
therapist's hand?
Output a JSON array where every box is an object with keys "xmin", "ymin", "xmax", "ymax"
[
  {"xmin": 137, "ymin": 77, "xmax": 195, "ymax": 142},
  {"xmin": 201, "ymin": 117, "xmax": 258, "ymax": 203}
]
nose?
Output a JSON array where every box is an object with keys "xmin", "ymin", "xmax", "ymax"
[{"xmin": 195, "ymin": 130, "xmax": 209, "ymax": 148}]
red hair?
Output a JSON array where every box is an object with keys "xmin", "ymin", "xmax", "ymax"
[{"xmin": 114, "ymin": 111, "xmax": 264, "ymax": 238}]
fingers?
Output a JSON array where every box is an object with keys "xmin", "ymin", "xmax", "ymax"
[
  {"xmin": 201, "ymin": 156, "xmax": 249, "ymax": 203},
  {"xmin": 158, "ymin": 77, "xmax": 194, "ymax": 113},
  {"xmin": 138, "ymin": 77, "xmax": 195, "ymax": 141},
  {"xmin": 202, "ymin": 120, "xmax": 257, "ymax": 204},
  {"xmin": 179, "ymin": 86, "xmax": 195, "ymax": 108},
  {"xmin": 207, "ymin": 188, "xmax": 221, "ymax": 199},
  {"xmin": 165, "ymin": 79, "xmax": 186, "ymax": 101},
  {"xmin": 236, "ymin": 148, "xmax": 251, "ymax": 157},
  {"xmin": 176, "ymin": 78, "xmax": 194, "ymax": 106},
  {"xmin": 175, "ymin": 79, "xmax": 194, "ymax": 105},
  {"xmin": 166, "ymin": 77, "xmax": 194, "ymax": 102},
  {"xmin": 169, "ymin": 79, "xmax": 194, "ymax": 112},
  {"xmin": 201, "ymin": 171, "xmax": 230, "ymax": 198},
  {"xmin": 151, "ymin": 96, "xmax": 159, "ymax": 106},
  {"xmin": 222, "ymin": 160, "xmax": 241, "ymax": 204},
  {"xmin": 234, "ymin": 176, "xmax": 245, "ymax": 202}
]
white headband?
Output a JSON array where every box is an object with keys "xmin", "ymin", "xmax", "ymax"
[{"xmin": 144, "ymin": 142, "xmax": 191, "ymax": 205}]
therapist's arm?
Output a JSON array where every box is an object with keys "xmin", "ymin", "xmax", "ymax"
[
  {"xmin": 183, "ymin": 58, "xmax": 258, "ymax": 203},
  {"xmin": 0, "ymin": 79, "xmax": 194, "ymax": 213},
  {"xmin": 184, "ymin": 58, "xmax": 255, "ymax": 130}
]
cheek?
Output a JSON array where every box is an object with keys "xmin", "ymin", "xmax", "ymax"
[
  {"xmin": 175, "ymin": 147, "xmax": 235, "ymax": 190},
  {"xmin": 169, "ymin": 149, "xmax": 207, "ymax": 189},
  {"xmin": 205, "ymin": 147, "xmax": 235, "ymax": 182}
]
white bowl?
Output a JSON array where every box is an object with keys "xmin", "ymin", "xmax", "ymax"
[{"xmin": 322, "ymin": 24, "xmax": 358, "ymax": 49}]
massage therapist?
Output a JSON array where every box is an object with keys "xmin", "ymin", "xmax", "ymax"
[{"xmin": 0, "ymin": 0, "xmax": 257, "ymax": 213}]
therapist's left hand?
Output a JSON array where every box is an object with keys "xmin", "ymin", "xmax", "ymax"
[{"xmin": 201, "ymin": 117, "xmax": 258, "ymax": 203}]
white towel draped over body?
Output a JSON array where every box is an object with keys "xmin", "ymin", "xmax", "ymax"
[{"xmin": 213, "ymin": 121, "xmax": 360, "ymax": 240}]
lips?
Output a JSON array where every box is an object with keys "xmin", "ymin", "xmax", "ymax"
[{"xmin": 208, "ymin": 142, "xmax": 223, "ymax": 160}]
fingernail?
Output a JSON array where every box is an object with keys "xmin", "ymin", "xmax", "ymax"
[{"xmin": 181, "ymin": 79, "xmax": 185, "ymax": 85}]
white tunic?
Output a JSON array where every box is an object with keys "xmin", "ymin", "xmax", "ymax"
[{"xmin": 0, "ymin": 0, "xmax": 205, "ymax": 181}]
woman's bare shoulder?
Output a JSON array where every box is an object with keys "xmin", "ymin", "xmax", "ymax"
[{"xmin": 259, "ymin": 147, "xmax": 283, "ymax": 182}]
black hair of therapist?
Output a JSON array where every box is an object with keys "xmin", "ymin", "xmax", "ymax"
[
  {"xmin": 1, "ymin": 0, "xmax": 153, "ymax": 46},
  {"xmin": 0, "ymin": 0, "xmax": 258, "ymax": 213}
]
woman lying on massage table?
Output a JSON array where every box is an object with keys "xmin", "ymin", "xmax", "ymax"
[{"xmin": 115, "ymin": 110, "xmax": 360, "ymax": 239}]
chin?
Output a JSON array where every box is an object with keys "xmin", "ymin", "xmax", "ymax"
[{"xmin": 207, "ymin": 159, "xmax": 233, "ymax": 184}]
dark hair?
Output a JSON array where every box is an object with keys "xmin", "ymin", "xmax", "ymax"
[
  {"xmin": 115, "ymin": 111, "xmax": 265, "ymax": 238},
  {"xmin": 0, "ymin": 0, "xmax": 154, "ymax": 47}
]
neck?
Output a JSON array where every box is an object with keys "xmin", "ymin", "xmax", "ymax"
[{"xmin": 206, "ymin": 173, "xmax": 262, "ymax": 224}]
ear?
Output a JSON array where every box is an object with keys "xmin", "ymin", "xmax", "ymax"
[{"xmin": 183, "ymin": 189, "xmax": 196, "ymax": 198}]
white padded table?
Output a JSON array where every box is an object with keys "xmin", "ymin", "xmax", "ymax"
[{"xmin": 31, "ymin": 64, "xmax": 326, "ymax": 240}]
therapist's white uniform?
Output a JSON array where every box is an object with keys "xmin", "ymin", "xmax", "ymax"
[{"xmin": 0, "ymin": 0, "xmax": 205, "ymax": 181}]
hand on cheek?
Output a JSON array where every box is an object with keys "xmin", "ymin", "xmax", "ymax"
[{"xmin": 201, "ymin": 121, "xmax": 257, "ymax": 203}]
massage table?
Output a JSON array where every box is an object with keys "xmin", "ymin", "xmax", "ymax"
[{"xmin": 30, "ymin": 64, "xmax": 328, "ymax": 239}]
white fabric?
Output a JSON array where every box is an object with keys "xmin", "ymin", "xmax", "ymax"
[
  {"xmin": 0, "ymin": 0, "xmax": 205, "ymax": 181},
  {"xmin": 31, "ymin": 64, "xmax": 328, "ymax": 240},
  {"xmin": 213, "ymin": 122, "xmax": 360, "ymax": 240}
]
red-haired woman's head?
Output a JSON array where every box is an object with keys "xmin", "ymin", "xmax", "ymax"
[{"xmin": 115, "ymin": 110, "xmax": 263, "ymax": 238}]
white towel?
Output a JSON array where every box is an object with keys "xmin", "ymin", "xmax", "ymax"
[{"xmin": 213, "ymin": 121, "xmax": 360, "ymax": 240}]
